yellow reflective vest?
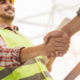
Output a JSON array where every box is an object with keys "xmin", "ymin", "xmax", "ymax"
[{"xmin": 0, "ymin": 29, "xmax": 53, "ymax": 80}]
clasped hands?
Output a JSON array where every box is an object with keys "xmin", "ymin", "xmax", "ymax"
[{"xmin": 43, "ymin": 30, "xmax": 70, "ymax": 58}]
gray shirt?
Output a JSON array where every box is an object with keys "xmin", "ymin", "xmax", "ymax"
[{"xmin": 77, "ymin": 8, "xmax": 80, "ymax": 17}]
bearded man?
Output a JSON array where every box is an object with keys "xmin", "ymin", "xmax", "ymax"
[{"xmin": 0, "ymin": 0, "xmax": 70, "ymax": 80}]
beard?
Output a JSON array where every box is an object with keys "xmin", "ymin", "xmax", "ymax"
[{"xmin": 0, "ymin": 13, "xmax": 14, "ymax": 21}]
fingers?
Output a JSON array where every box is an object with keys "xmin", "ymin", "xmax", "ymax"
[
  {"xmin": 54, "ymin": 42, "xmax": 69, "ymax": 48},
  {"xmin": 54, "ymin": 46, "xmax": 65, "ymax": 51},
  {"xmin": 60, "ymin": 53, "xmax": 64, "ymax": 57},
  {"xmin": 55, "ymin": 51, "xmax": 64, "ymax": 57},
  {"xmin": 55, "ymin": 38, "xmax": 70, "ymax": 43},
  {"xmin": 51, "ymin": 50, "xmax": 68, "ymax": 57},
  {"xmin": 44, "ymin": 32, "xmax": 52, "ymax": 44},
  {"xmin": 51, "ymin": 51, "xmax": 63, "ymax": 57},
  {"xmin": 47, "ymin": 55, "xmax": 51, "ymax": 59},
  {"xmin": 55, "ymin": 51, "xmax": 60, "ymax": 57},
  {"xmin": 50, "ymin": 38, "xmax": 70, "ymax": 44},
  {"xmin": 46, "ymin": 38, "xmax": 70, "ymax": 57},
  {"xmin": 48, "ymin": 38, "xmax": 70, "ymax": 49},
  {"xmin": 43, "ymin": 30, "xmax": 62, "ymax": 44},
  {"xmin": 44, "ymin": 36, "xmax": 70, "ymax": 57},
  {"xmin": 49, "ymin": 38, "xmax": 70, "ymax": 52},
  {"xmin": 50, "ymin": 49, "xmax": 68, "ymax": 57},
  {"xmin": 51, "ymin": 53, "xmax": 55, "ymax": 57}
]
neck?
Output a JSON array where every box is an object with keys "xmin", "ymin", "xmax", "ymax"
[{"xmin": 0, "ymin": 18, "xmax": 13, "ymax": 30}]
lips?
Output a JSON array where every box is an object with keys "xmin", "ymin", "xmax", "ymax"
[
  {"xmin": 7, "ymin": 10, "xmax": 13, "ymax": 14},
  {"xmin": 5, "ymin": 9, "xmax": 14, "ymax": 14}
]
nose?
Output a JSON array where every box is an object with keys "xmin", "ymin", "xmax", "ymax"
[
  {"xmin": 6, "ymin": 1, "xmax": 13, "ymax": 7},
  {"xmin": 6, "ymin": 1, "xmax": 14, "ymax": 11}
]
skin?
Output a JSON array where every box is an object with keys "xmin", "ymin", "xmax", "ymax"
[
  {"xmin": 20, "ymin": 38, "xmax": 69, "ymax": 63},
  {"xmin": 44, "ymin": 15, "xmax": 80, "ymax": 70},
  {"xmin": 44, "ymin": 15, "xmax": 80, "ymax": 56},
  {"xmin": 0, "ymin": 0, "xmax": 70, "ymax": 72},
  {"xmin": 0, "ymin": 0, "xmax": 15, "ymax": 30},
  {"xmin": 44, "ymin": 29, "xmax": 70, "ymax": 57}
]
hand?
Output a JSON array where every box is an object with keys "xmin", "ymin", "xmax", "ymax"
[
  {"xmin": 43, "ymin": 30, "xmax": 70, "ymax": 57},
  {"xmin": 41, "ymin": 37, "xmax": 69, "ymax": 56},
  {"xmin": 44, "ymin": 30, "xmax": 70, "ymax": 43}
]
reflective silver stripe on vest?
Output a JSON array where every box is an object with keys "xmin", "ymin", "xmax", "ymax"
[
  {"xmin": 36, "ymin": 57, "xmax": 45, "ymax": 64},
  {"xmin": 20, "ymin": 71, "xmax": 52, "ymax": 80},
  {"xmin": 0, "ymin": 67, "xmax": 17, "ymax": 79},
  {"xmin": 0, "ymin": 58, "xmax": 45, "ymax": 79}
]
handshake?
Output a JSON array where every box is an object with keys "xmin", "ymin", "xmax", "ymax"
[
  {"xmin": 41, "ymin": 29, "xmax": 70, "ymax": 72},
  {"xmin": 40, "ymin": 29, "xmax": 70, "ymax": 58}
]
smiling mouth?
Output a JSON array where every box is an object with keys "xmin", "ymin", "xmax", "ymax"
[{"xmin": 5, "ymin": 9, "xmax": 14, "ymax": 14}]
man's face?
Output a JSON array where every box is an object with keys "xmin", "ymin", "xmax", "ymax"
[{"xmin": 0, "ymin": 0, "xmax": 15, "ymax": 20}]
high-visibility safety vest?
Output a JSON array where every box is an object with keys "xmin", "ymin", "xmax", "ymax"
[{"xmin": 0, "ymin": 29, "xmax": 53, "ymax": 80}]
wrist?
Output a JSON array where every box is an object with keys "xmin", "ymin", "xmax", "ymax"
[
  {"xmin": 33, "ymin": 44, "xmax": 44, "ymax": 56},
  {"xmin": 60, "ymin": 29, "xmax": 71, "ymax": 39},
  {"xmin": 20, "ymin": 46, "xmax": 40, "ymax": 63},
  {"xmin": 20, "ymin": 44, "xmax": 44, "ymax": 63}
]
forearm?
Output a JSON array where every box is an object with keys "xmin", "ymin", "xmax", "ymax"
[
  {"xmin": 20, "ymin": 44, "xmax": 43, "ymax": 63},
  {"xmin": 61, "ymin": 15, "xmax": 80, "ymax": 37},
  {"xmin": 20, "ymin": 37, "xmax": 69, "ymax": 63}
]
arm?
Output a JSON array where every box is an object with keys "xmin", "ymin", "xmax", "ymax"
[
  {"xmin": 61, "ymin": 8, "xmax": 80, "ymax": 36},
  {"xmin": 44, "ymin": 9, "xmax": 80, "ymax": 42},
  {"xmin": 43, "ymin": 9, "xmax": 80, "ymax": 71},
  {"xmin": 20, "ymin": 37, "xmax": 69, "ymax": 63},
  {"xmin": 61, "ymin": 15, "xmax": 80, "ymax": 37},
  {"xmin": 0, "ymin": 35, "xmax": 69, "ymax": 67},
  {"xmin": 0, "ymin": 36, "xmax": 23, "ymax": 67}
]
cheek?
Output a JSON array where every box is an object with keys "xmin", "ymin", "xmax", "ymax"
[
  {"xmin": 13, "ymin": 7, "xmax": 15, "ymax": 12},
  {"xmin": 14, "ymin": 9, "xmax": 15, "ymax": 13},
  {"xmin": 0, "ymin": 6, "xmax": 5, "ymax": 12},
  {"xmin": 0, "ymin": 8, "xmax": 4, "ymax": 14}
]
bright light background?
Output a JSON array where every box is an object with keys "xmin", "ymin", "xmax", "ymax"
[{"xmin": 13, "ymin": 0, "xmax": 80, "ymax": 80}]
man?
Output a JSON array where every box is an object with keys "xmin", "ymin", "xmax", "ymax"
[
  {"xmin": 0, "ymin": 0, "xmax": 69, "ymax": 80},
  {"xmin": 44, "ymin": 9, "xmax": 80, "ymax": 59}
]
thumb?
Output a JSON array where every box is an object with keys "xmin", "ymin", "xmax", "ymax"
[
  {"xmin": 62, "ymin": 32, "xmax": 70, "ymax": 39},
  {"xmin": 44, "ymin": 38, "xmax": 48, "ymax": 44},
  {"xmin": 43, "ymin": 33, "xmax": 51, "ymax": 44}
]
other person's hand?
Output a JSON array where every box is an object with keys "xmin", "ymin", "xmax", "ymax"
[
  {"xmin": 43, "ymin": 30, "xmax": 70, "ymax": 57},
  {"xmin": 41, "ymin": 37, "xmax": 70, "ymax": 56}
]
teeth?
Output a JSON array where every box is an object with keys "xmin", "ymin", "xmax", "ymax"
[{"xmin": 7, "ymin": 10, "xmax": 13, "ymax": 13}]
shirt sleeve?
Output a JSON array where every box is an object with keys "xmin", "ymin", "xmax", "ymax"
[
  {"xmin": 77, "ymin": 8, "xmax": 80, "ymax": 17},
  {"xmin": 0, "ymin": 35, "xmax": 25, "ymax": 68}
]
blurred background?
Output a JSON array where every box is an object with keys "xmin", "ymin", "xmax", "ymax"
[{"xmin": 13, "ymin": 0, "xmax": 80, "ymax": 80}]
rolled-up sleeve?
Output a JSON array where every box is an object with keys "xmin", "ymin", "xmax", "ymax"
[
  {"xmin": 77, "ymin": 8, "xmax": 80, "ymax": 17},
  {"xmin": 0, "ymin": 35, "xmax": 25, "ymax": 68}
]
